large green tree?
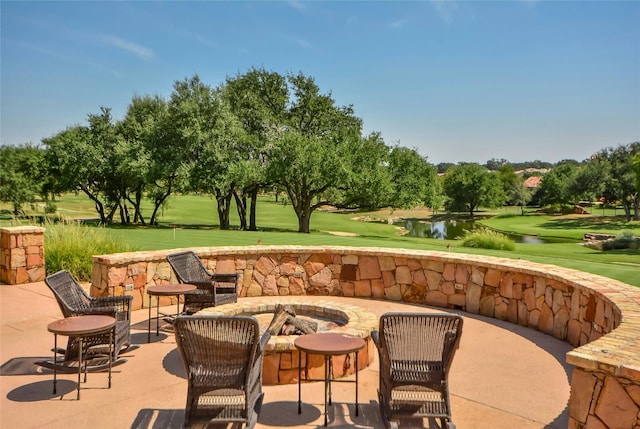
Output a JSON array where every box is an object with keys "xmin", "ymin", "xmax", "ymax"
[
  {"xmin": 442, "ymin": 163, "xmax": 505, "ymax": 217},
  {"xmin": 597, "ymin": 143, "xmax": 640, "ymax": 221},
  {"xmin": 569, "ymin": 158, "xmax": 607, "ymax": 205},
  {"xmin": 224, "ymin": 68, "xmax": 288, "ymax": 230},
  {"xmin": 538, "ymin": 160, "xmax": 580, "ymax": 208},
  {"xmin": 44, "ymin": 108, "xmax": 121, "ymax": 224},
  {"xmin": 0, "ymin": 144, "xmax": 48, "ymax": 215},
  {"xmin": 267, "ymin": 72, "xmax": 363, "ymax": 233},
  {"xmin": 496, "ymin": 165, "xmax": 531, "ymax": 211},
  {"xmin": 387, "ymin": 146, "xmax": 439, "ymax": 209},
  {"xmin": 168, "ymin": 75, "xmax": 244, "ymax": 229},
  {"xmin": 331, "ymin": 132, "xmax": 393, "ymax": 210},
  {"xmin": 118, "ymin": 94, "xmax": 180, "ymax": 226}
]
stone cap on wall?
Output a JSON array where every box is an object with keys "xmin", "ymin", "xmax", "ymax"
[{"xmin": 0, "ymin": 226, "xmax": 45, "ymax": 234}]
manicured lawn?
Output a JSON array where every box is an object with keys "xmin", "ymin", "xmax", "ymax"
[
  {"xmin": 3, "ymin": 194, "xmax": 639, "ymax": 287},
  {"xmin": 479, "ymin": 212, "xmax": 640, "ymax": 240}
]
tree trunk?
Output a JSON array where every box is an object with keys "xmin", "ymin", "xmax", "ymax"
[
  {"xmin": 233, "ymin": 190, "xmax": 247, "ymax": 230},
  {"xmin": 79, "ymin": 184, "xmax": 108, "ymax": 225},
  {"xmin": 216, "ymin": 188, "xmax": 233, "ymax": 230},
  {"xmin": 133, "ymin": 186, "xmax": 145, "ymax": 225},
  {"xmin": 249, "ymin": 186, "xmax": 259, "ymax": 231},
  {"xmin": 297, "ymin": 204, "xmax": 312, "ymax": 233},
  {"xmin": 106, "ymin": 204, "xmax": 118, "ymax": 225},
  {"xmin": 622, "ymin": 202, "xmax": 632, "ymax": 222},
  {"xmin": 149, "ymin": 183, "xmax": 172, "ymax": 226}
]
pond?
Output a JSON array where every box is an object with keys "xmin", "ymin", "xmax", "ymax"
[{"xmin": 398, "ymin": 219, "xmax": 574, "ymax": 244}]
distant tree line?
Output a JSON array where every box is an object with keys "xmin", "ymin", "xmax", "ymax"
[{"xmin": 1, "ymin": 68, "xmax": 639, "ymax": 228}]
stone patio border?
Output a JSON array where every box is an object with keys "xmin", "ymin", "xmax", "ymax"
[{"xmin": 90, "ymin": 245, "xmax": 640, "ymax": 429}]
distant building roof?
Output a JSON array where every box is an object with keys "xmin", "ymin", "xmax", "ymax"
[
  {"xmin": 524, "ymin": 176, "xmax": 542, "ymax": 188},
  {"xmin": 515, "ymin": 168, "xmax": 550, "ymax": 175}
]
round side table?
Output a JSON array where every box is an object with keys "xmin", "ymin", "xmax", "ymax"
[
  {"xmin": 295, "ymin": 332, "xmax": 365, "ymax": 426},
  {"xmin": 146, "ymin": 283, "xmax": 197, "ymax": 342},
  {"xmin": 47, "ymin": 315, "xmax": 116, "ymax": 400}
]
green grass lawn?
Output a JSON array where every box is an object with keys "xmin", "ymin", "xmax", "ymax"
[
  {"xmin": 479, "ymin": 212, "xmax": 640, "ymax": 240},
  {"xmin": 3, "ymin": 194, "xmax": 639, "ymax": 287}
]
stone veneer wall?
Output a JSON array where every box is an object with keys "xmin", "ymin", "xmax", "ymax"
[
  {"xmin": 91, "ymin": 246, "xmax": 640, "ymax": 429},
  {"xmin": 0, "ymin": 226, "xmax": 46, "ymax": 285}
]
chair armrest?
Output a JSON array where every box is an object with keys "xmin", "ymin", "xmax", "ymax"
[
  {"xmin": 211, "ymin": 273, "xmax": 238, "ymax": 282},
  {"xmin": 81, "ymin": 307, "xmax": 118, "ymax": 317},
  {"xmin": 90, "ymin": 295, "xmax": 132, "ymax": 319},
  {"xmin": 91, "ymin": 295, "xmax": 132, "ymax": 308},
  {"xmin": 259, "ymin": 331, "xmax": 272, "ymax": 352},
  {"xmin": 211, "ymin": 273, "xmax": 239, "ymax": 293},
  {"xmin": 371, "ymin": 330, "xmax": 380, "ymax": 348}
]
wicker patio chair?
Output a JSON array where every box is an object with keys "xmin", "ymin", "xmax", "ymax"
[
  {"xmin": 173, "ymin": 315, "xmax": 271, "ymax": 429},
  {"xmin": 167, "ymin": 250, "xmax": 238, "ymax": 314},
  {"xmin": 40, "ymin": 270, "xmax": 135, "ymax": 371},
  {"xmin": 371, "ymin": 312, "xmax": 463, "ymax": 429}
]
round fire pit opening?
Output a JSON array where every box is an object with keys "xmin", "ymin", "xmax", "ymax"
[{"xmin": 197, "ymin": 297, "xmax": 378, "ymax": 385}]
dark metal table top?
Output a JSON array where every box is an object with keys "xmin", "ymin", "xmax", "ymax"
[
  {"xmin": 294, "ymin": 332, "xmax": 365, "ymax": 355},
  {"xmin": 47, "ymin": 315, "xmax": 116, "ymax": 336},
  {"xmin": 147, "ymin": 284, "xmax": 197, "ymax": 296}
]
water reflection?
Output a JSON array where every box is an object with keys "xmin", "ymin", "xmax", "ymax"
[
  {"xmin": 400, "ymin": 219, "xmax": 551, "ymax": 244},
  {"xmin": 402, "ymin": 219, "xmax": 475, "ymax": 240}
]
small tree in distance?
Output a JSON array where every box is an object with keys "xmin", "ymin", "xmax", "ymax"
[{"xmin": 442, "ymin": 163, "xmax": 506, "ymax": 217}]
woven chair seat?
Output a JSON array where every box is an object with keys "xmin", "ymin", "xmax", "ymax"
[
  {"xmin": 197, "ymin": 390, "xmax": 245, "ymax": 407},
  {"xmin": 372, "ymin": 313, "xmax": 463, "ymax": 429},
  {"xmin": 388, "ymin": 386, "xmax": 448, "ymax": 416}
]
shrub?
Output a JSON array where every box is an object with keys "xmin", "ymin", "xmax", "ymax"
[
  {"xmin": 459, "ymin": 227, "xmax": 515, "ymax": 251},
  {"xmin": 45, "ymin": 221, "xmax": 138, "ymax": 281},
  {"xmin": 44, "ymin": 202, "xmax": 57, "ymax": 214},
  {"xmin": 601, "ymin": 230, "xmax": 640, "ymax": 251}
]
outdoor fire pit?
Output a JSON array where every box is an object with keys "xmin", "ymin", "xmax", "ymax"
[{"xmin": 196, "ymin": 297, "xmax": 378, "ymax": 385}]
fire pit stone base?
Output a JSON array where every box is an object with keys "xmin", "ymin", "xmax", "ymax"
[{"xmin": 197, "ymin": 297, "xmax": 378, "ymax": 385}]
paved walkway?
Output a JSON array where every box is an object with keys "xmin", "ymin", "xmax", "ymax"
[{"xmin": 0, "ymin": 282, "xmax": 572, "ymax": 428}]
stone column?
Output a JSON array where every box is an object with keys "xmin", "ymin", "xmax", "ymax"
[{"xmin": 0, "ymin": 226, "xmax": 46, "ymax": 285}]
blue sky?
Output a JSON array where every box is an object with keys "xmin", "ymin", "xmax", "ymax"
[{"xmin": 1, "ymin": 1, "xmax": 639, "ymax": 164}]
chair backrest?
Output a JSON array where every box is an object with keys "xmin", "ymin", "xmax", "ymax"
[
  {"xmin": 167, "ymin": 251, "xmax": 211, "ymax": 284},
  {"xmin": 378, "ymin": 312, "xmax": 463, "ymax": 373},
  {"xmin": 173, "ymin": 315, "xmax": 260, "ymax": 389},
  {"xmin": 45, "ymin": 270, "xmax": 93, "ymax": 318}
]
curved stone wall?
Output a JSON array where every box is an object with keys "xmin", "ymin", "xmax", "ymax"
[{"xmin": 92, "ymin": 246, "xmax": 640, "ymax": 429}]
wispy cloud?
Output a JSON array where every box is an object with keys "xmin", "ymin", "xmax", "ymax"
[
  {"xmin": 390, "ymin": 19, "xmax": 408, "ymax": 29},
  {"xmin": 8, "ymin": 39, "xmax": 122, "ymax": 77},
  {"xmin": 103, "ymin": 35, "xmax": 154, "ymax": 60},
  {"xmin": 429, "ymin": 0, "xmax": 459, "ymax": 25},
  {"xmin": 292, "ymin": 36, "xmax": 312, "ymax": 49},
  {"xmin": 288, "ymin": 1, "xmax": 306, "ymax": 12}
]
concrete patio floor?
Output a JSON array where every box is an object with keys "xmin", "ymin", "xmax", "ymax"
[{"xmin": 1, "ymin": 281, "xmax": 572, "ymax": 429}]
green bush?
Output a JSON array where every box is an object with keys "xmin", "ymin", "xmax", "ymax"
[
  {"xmin": 45, "ymin": 221, "xmax": 139, "ymax": 281},
  {"xmin": 44, "ymin": 202, "xmax": 57, "ymax": 214},
  {"xmin": 601, "ymin": 230, "xmax": 640, "ymax": 251},
  {"xmin": 459, "ymin": 227, "xmax": 515, "ymax": 251}
]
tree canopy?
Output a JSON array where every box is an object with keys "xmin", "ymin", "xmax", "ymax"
[
  {"xmin": 3, "ymin": 67, "xmax": 638, "ymax": 231},
  {"xmin": 442, "ymin": 163, "xmax": 505, "ymax": 216},
  {"xmin": 0, "ymin": 144, "xmax": 47, "ymax": 215}
]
